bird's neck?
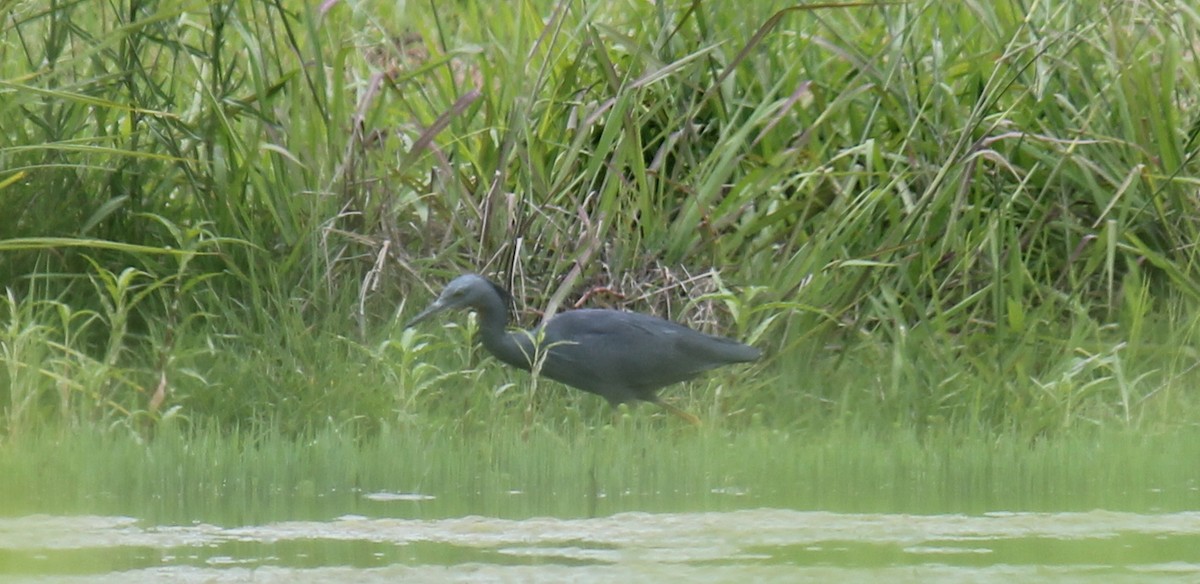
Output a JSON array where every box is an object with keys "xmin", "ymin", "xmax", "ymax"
[{"xmin": 475, "ymin": 299, "xmax": 536, "ymax": 371}]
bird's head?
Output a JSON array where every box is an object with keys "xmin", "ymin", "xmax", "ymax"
[{"xmin": 405, "ymin": 273, "xmax": 509, "ymax": 328}]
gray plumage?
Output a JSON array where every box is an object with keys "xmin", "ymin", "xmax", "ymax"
[{"xmin": 406, "ymin": 274, "xmax": 760, "ymax": 422}]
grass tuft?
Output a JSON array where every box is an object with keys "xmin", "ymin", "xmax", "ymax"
[{"xmin": 1, "ymin": 0, "xmax": 1199, "ymax": 436}]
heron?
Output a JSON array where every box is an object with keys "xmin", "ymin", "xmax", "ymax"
[{"xmin": 405, "ymin": 273, "xmax": 761, "ymax": 424}]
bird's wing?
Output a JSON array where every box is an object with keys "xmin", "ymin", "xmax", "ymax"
[
  {"xmin": 561, "ymin": 310, "xmax": 754, "ymax": 363},
  {"xmin": 539, "ymin": 310, "xmax": 718, "ymax": 393}
]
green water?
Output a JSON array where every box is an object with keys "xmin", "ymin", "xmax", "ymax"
[
  {"xmin": 1, "ymin": 425, "xmax": 1198, "ymax": 581},
  {"xmin": 2, "ymin": 511, "xmax": 1199, "ymax": 582}
]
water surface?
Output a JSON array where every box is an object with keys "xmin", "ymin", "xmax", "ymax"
[
  {"xmin": 4, "ymin": 426, "xmax": 1199, "ymax": 580},
  {"xmin": 3, "ymin": 509, "xmax": 1199, "ymax": 582}
]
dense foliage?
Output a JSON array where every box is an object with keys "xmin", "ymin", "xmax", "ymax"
[{"xmin": 2, "ymin": 0, "xmax": 1199, "ymax": 436}]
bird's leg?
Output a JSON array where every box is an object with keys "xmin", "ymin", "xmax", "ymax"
[
  {"xmin": 610, "ymin": 402, "xmax": 631, "ymax": 427},
  {"xmin": 522, "ymin": 374, "xmax": 538, "ymax": 442},
  {"xmin": 651, "ymin": 397, "xmax": 702, "ymax": 426}
]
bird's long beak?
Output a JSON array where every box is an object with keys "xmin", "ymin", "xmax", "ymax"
[{"xmin": 405, "ymin": 298, "xmax": 449, "ymax": 328}]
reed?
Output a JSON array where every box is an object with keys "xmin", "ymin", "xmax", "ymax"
[
  {"xmin": 2, "ymin": 421, "xmax": 1198, "ymax": 524},
  {"xmin": 1, "ymin": 0, "xmax": 1198, "ymax": 435}
]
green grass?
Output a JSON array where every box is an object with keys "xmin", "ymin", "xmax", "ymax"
[
  {"xmin": 1, "ymin": 0, "xmax": 1200, "ymax": 439},
  {"xmin": 2, "ymin": 421, "xmax": 1198, "ymax": 524}
]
